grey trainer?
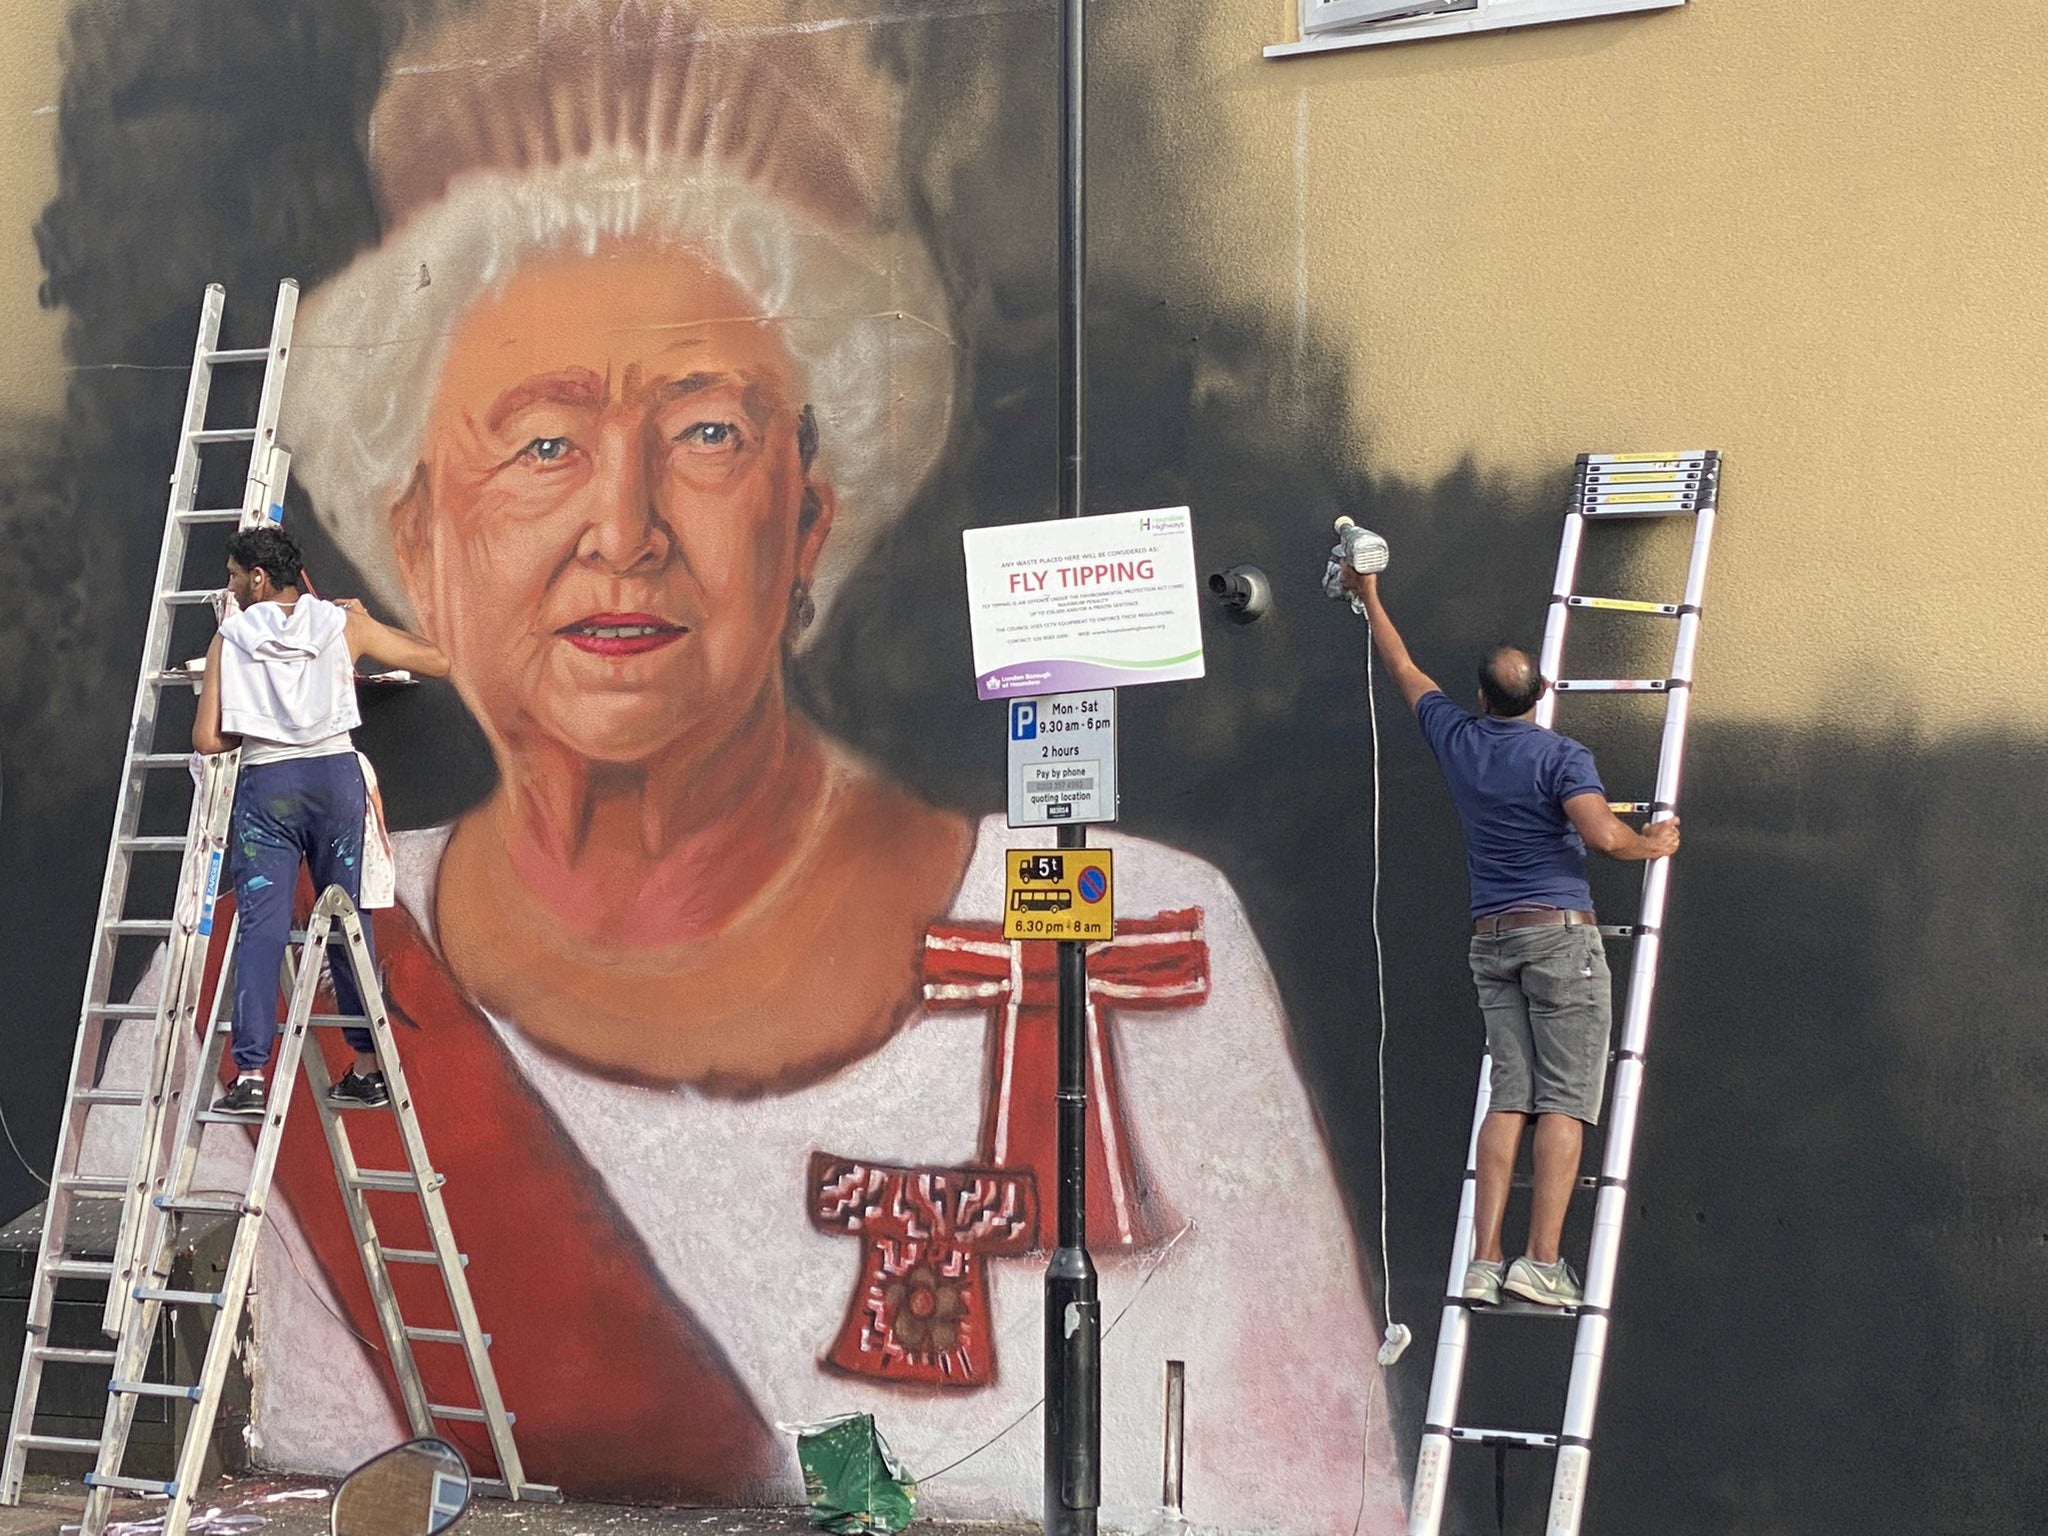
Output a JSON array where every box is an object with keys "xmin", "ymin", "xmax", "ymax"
[
  {"xmin": 1461, "ymin": 1258, "xmax": 1505, "ymax": 1306},
  {"xmin": 1504, "ymin": 1255, "xmax": 1582, "ymax": 1307}
]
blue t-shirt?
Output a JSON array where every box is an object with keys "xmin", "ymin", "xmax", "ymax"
[{"xmin": 1415, "ymin": 691, "xmax": 1605, "ymax": 917}]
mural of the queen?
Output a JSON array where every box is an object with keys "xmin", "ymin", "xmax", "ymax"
[{"xmin": 181, "ymin": 3, "xmax": 1410, "ymax": 1529}]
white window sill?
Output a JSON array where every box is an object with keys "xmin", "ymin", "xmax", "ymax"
[{"xmin": 1265, "ymin": 0, "xmax": 1682, "ymax": 59}]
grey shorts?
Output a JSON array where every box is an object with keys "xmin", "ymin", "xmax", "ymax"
[{"xmin": 1468, "ymin": 924, "xmax": 1613, "ymax": 1124}]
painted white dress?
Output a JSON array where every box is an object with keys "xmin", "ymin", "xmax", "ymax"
[{"xmin": 86, "ymin": 815, "xmax": 1404, "ymax": 1534}]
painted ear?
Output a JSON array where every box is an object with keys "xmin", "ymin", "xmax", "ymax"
[{"xmin": 796, "ymin": 479, "xmax": 836, "ymax": 587}]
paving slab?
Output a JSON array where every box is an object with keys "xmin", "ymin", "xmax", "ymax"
[{"xmin": 0, "ymin": 1476, "xmax": 1041, "ymax": 1536}]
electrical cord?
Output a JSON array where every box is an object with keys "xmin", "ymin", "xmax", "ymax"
[
  {"xmin": 183, "ymin": 1187, "xmax": 385, "ymax": 1356},
  {"xmin": 918, "ymin": 1219, "xmax": 1195, "ymax": 1484},
  {"xmin": 1361, "ymin": 621, "xmax": 1409, "ymax": 1368},
  {"xmin": 0, "ymin": 1097, "xmax": 49, "ymax": 1189}
]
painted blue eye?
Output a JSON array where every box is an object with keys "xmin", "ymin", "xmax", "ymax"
[
  {"xmin": 679, "ymin": 422, "xmax": 740, "ymax": 448},
  {"xmin": 523, "ymin": 436, "xmax": 571, "ymax": 463}
]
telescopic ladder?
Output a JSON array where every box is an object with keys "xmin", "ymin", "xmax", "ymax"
[
  {"xmin": 3, "ymin": 282, "xmax": 298, "ymax": 1498},
  {"xmin": 75, "ymin": 887, "xmax": 555, "ymax": 1536},
  {"xmin": 1407, "ymin": 450, "xmax": 1720, "ymax": 1536}
]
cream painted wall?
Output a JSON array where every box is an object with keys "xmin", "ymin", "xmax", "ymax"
[
  {"xmin": 0, "ymin": 0, "xmax": 66, "ymax": 418},
  {"xmin": 1101, "ymin": 0, "xmax": 2048, "ymax": 726}
]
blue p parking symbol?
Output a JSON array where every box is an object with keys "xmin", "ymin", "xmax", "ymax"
[{"xmin": 1011, "ymin": 701, "xmax": 1038, "ymax": 741}]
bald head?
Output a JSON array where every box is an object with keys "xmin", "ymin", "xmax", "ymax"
[{"xmin": 1477, "ymin": 646, "xmax": 1546, "ymax": 718}]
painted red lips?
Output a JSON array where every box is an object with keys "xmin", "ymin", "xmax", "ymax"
[{"xmin": 557, "ymin": 612, "xmax": 688, "ymax": 657}]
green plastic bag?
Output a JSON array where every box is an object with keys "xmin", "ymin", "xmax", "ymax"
[{"xmin": 788, "ymin": 1412, "xmax": 919, "ymax": 1533}]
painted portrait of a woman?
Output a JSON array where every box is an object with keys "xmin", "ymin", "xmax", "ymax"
[{"xmin": 70, "ymin": 2, "xmax": 1403, "ymax": 1530}]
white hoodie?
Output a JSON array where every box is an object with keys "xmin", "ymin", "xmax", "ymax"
[{"xmin": 218, "ymin": 596, "xmax": 361, "ymax": 746}]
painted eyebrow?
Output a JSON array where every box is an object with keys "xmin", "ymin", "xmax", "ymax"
[
  {"xmin": 658, "ymin": 370, "xmax": 785, "ymax": 424},
  {"xmin": 486, "ymin": 367, "xmax": 607, "ymax": 433}
]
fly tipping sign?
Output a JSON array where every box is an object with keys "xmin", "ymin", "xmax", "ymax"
[
  {"xmin": 1007, "ymin": 691, "xmax": 1116, "ymax": 828},
  {"xmin": 1003, "ymin": 850, "xmax": 1115, "ymax": 941},
  {"xmin": 961, "ymin": 507, "xmax": 1204, "ymax": 700}
]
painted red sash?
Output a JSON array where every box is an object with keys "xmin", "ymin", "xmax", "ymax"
[{"xmin": 198, "ymin": 895, "xmax": 783, "ymax": 1502}]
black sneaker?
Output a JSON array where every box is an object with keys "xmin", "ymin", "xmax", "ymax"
[
  {"xmin": 327, "ymin": 1069, "xmax": 390, "ymax": 1109},
  {"xmin": 211, "ymin": 1077, "xmax": 267, "ymax": 1118}
]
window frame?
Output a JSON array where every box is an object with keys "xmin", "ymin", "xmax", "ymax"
[{"xmin": 1273, "ymin": 0, "xmax": 1683, "ymax": 58}]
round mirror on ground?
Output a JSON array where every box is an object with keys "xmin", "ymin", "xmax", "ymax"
[{"xmin": 331, "ymin": 1436, "xmax": 473, "ymax": 1536}]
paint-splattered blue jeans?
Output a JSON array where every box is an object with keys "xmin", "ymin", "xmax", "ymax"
[{"xmin": 229, "ymin": 754, "xmax": 377, "ymax": 1071}]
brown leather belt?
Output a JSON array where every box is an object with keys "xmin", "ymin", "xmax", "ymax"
[{"xmin": 1473, "ymin": 908, "xmax": 1598, "ymax": 936}]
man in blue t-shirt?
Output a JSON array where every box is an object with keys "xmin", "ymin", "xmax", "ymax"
[{"xmin": 1349, "ymin": 568, "xmax": 1678, "ymax": 1308}]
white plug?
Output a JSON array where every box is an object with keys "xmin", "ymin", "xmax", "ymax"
[{"xmin": 1377, "ymin": 1322, "xmax": 1412, "ymax": 1366}]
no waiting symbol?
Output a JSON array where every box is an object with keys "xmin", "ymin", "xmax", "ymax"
[{"xmin": 1077, "ymin": 866, "xmax": 1107, "ymax": 904}]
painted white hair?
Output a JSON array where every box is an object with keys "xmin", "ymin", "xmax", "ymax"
[{"xmin": 283, "ymin": 151, "xmax": 955, "ymax": 639}]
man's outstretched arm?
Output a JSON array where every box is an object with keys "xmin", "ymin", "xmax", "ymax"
[
  {"xmin": 1347, "ymin": 570, "xmax": 1441, "ymax": 710},
  {"xmin": 1564, "ymin": 793, "xmax": 1681, "ymax": 860},
  {"xmin": 339, "ymin": 601, "xmax": 452, "ymax": 679}
]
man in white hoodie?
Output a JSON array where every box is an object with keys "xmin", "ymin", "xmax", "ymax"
[{"xmin": 193, "ymin": 526, "xmax": 450, "ymax": 1118}]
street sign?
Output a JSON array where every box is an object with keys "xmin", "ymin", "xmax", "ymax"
[
  {"xmin": 1003, "ymin": 849, "xmax": 1115, "ymax": 941},
  {"xmin": 962, "ymin": 507, "xmax": 1205, "ymax": 699},
  {"xmin": 1007, "ymin": 690, "xmax": 1117, "ymax": 828}
]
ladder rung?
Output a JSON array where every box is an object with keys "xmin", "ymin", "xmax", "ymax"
[
  {"xmin": 378, "ymin": 1247, "xmax": 466, "ymax": 1267},
  {"xmin": 136, "ymin": 753, "xmax": 196, "ymax": 768},
  {"xmin": 86, "ymin": 1002, "xmax": 160, "ymax": 1019},
  {"xmin": 1572, "ymin": 512, "xmax": 1703, "ymax": 528},
  {"xmin": 1563, "ymin": 596, "xmax": 1680, "ymax": 617},
  {"xmin": 118, "ymin": 836, "xmax": 188, "ymax": 853},
  {"xmin": 188, "ymin": 427, "xmax": 258, "ymax": 444},
  {"xmin": 202, "ymin": 347, "xmax": 269, "ymax": 364},
  {"xmin": 1485, "ymin": 1299, "xmax": 1587, "ymax": 1318},
  {"xmin": 132, "ymin": 1286, "xmax": 224, "ymax": 1307},
  {"xmin": 57, "ymin": 1176, "xmax": 129, "ymax": 1198},
  {"xmin": 1507, "ymin": 1173, "xmax": 1599, "ymax": 1191},
  {"xmin": 34, "ymin": 1346, "xmax": 117, "ymax": 1366},
  {"xmin": 154, "ymin": 1195, "xmax": 246, "ymax": 1216},
  {"xmin": 75, "ymin": 1087, "xmax": 147, "ymax": 1107},
  {"xmin": 85, "ymin": 1473, "xmax": 177, "ymax": 1496},
  {"xmin": 111, "ymin": 1379, "xmax": 202, "ymax": 1402},
  {"xmin": 43, "ymin": 1258, "xmax": 114, "ymax": 1280},
  {"xmin": 1598, "ymin": 925, "xmax": 1642, "ymax": 939},
  {"xmin": 404, "ymin": 1327, "xmax": 488, "ymax": 1347},
  {"xmin": 350, "ymin": 1170, "xmax": 441, "ymax": 1194},
  {"xmin": 107, "ymin": 919, "xmax": 176, "ymax": 937},
  {"xmin": 160, "ymin": 590, "xmax": 220, "ymax": 608},
  {"xmin": 427, "ymin": 1403, "xmax": 508, "ymax": 1425},
  {"xmin": 147, "ymin": 670, "xmax": 201, "ymax": 687},
  {"xmin": 309, "ymin": 1013, "xmax": 372, "ymax": 1028},
  {"xmin": 1607, "ymin": 801, "xmax": 1653, "ymax": 815},
  {"xmin": 1552, "ymin": 679, "xmax": 1676, "ymax": 694},
  {"xmin": 174, "ymin": 508, "xmax": 245, "ymax": 526},
  {"xmin": 1579, "ymin": 450, "xmax": 1711, "ymax": 466},
  {"xmin": 1450, "ymin": 1426, "xmax": 1560, "ymax": 1449},
  {"xmin": 17, "ymin": 1433, "xmax": 105, "ymax": 1456}
]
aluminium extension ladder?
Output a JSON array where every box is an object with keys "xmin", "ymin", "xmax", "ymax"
[
  {"xmin": 75, "ymin": 887, "xmax": 554, "ymax": 1535},
  {"xmin": 3, "ymin": 282, "xmax": 298, "ymax": 1501},
  {"xmin": 1407, "ymin": 450, "xmax": 1720, "ymax": 1536}
]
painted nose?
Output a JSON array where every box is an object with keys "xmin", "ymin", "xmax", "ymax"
[{"xmin": 579, "ymin": 427, "xmax": 672, "ymax": 573}]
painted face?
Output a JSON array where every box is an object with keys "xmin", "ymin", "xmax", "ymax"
[{"xmin": 395, "ymin": 239, "xmax": 831, "ymax": 768}]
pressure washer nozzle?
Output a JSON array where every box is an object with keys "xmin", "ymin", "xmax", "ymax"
[{"xmin": 1333, "ymin": 519, "xmax": 1391, "ymax": 575}]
